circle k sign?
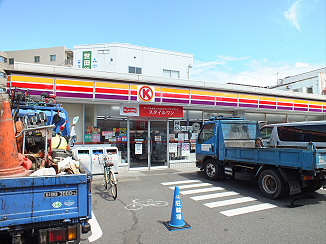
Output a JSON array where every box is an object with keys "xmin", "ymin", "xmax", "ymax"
[{"xmin": 138, "ymin": 86, "xmax": 154, "ymax": 102}]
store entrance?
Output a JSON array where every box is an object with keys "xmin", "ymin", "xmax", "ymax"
[{"xmin": 130, "ymin": 120, "xmax": 167, "ymax": 168}]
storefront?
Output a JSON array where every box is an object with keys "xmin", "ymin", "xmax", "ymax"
[
  {"xmin": 82, "ymin": 103, "xmax": 206, "ymax": 170},
  {"xmin": 6, "ymin": 63, "xmax": 326, "ymax": 171}
]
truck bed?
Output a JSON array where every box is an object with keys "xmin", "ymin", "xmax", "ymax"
[
  {"xmin": 221, "ymin": 146, "xmax": 326, "ymax": 171},
  {"xmin": 0, "ymin": 169, "xmax": 92, "ymax": 228}
]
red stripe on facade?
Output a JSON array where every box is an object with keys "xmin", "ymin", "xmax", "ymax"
[
  {"xmin": 57, "ymin": 85, "xmax": 93, "ymax": 93},
  {"xmin": 10, "ymin": 82, "xmax": 53, "ymax": 90},
  {"xmin": 217, "ymin": 97, "xmax": 238, "ymax": 103},
  {"xmin": 309, "ymin": 104, "xmax": 323, "ymax": 109},
  {"xmin": 260, "ymin": 100, "xmax": 277, "ymax": 105},
  {"xmin": 162, "ymin": 93, "xmax": 190, "ymax": 99},
  {"xmin": 294, "ymin": 103, "xmax": 308, "ymax": 108},
  {"xmin": 239, "ymin": 99, "xmax": 258, "ymax": 104},
  {"xmin": 191, "ymin": 95, "xmax": 215, "ymax": 101},
  {"xmin": 277, "ymin": 102, "xmax": 293, "ymax": 107},
  {"xmin": 96, "ymin": 87, "xmax": 129, "ymax": 94},
  {"xmin": 131, "ymin": 90, "xmax": 138, "ymax": 95}
]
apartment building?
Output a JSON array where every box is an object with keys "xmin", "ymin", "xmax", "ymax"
[
  {"xmin": 273, "ymin": 67, "xmax": 326, "ymax": 95},
  {"xmin": 5, "ymin": 46, "xmax": 73, "ymax": 67},
  {"xmin": 0, "ymin": 51, "xmax": 10, "ymax": 87}
]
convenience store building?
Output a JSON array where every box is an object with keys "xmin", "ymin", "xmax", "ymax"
[{"xmin": 5, "ymin": 62, "xmax": 326, "ymax": 171}]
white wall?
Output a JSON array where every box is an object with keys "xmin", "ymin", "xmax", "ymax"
[{"xmin": 73, "ymin": 43, "xmax": 193, "ymax": 79}]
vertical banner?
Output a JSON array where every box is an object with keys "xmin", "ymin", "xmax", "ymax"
[{"xmin": 83, "ymin": 51, "xmax": 92, "ymax": 69}]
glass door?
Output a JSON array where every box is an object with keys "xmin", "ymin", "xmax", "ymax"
[
  {"xmin": 130, "ymin": 120, "xmax": 149, "ymax": 168},
  {"xmin": 129, "ymin": 120, "xmax": 167, "ymax": 169},
  {"xmin": 149, "ymin": 121, "xmax": 168, "ymax": 167}
]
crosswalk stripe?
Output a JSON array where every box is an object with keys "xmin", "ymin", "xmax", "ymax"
[
  {"xmin": 204, "ymin": 196, "xmax": 256, "ymax": 208},
  {"xmin": 161, "ymin": 180, "xmax": 201, "ymax": 185},
  {"xmin": 180, "ymin": 187, "xmax": 224, "ymax": 195},
  {"xmin": 191, "ymin": 191, "xmax": 239, "ymax": 201},
  {"xmin": 220, "ymin": 203, "xmax": 277, "ymax": 217},
  {"xmin": 169, "ymin": 183, "xmax": 213, "ymax": 190}
]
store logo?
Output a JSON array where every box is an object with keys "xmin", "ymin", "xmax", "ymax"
[
  {"xmin": 123, "ymin": 107, "xmax": 137, "ymax": 113},
  {"xmin": 139, "ymin": 86, "xmax": 154, "ymax": 102}
]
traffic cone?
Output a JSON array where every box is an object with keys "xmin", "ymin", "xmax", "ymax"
[
  {"xmin": 0, "ymin": 100, "xmax": 29, "ymax": 177},
  {"xmin": 164, "ymin": 186, "xmax": 192, "ymax": 231}
]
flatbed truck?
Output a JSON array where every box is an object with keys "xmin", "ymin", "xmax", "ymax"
[
  {"xmin": 196, "ymin": 117, "xmax": 326, "ymax": 199},
  {"xmin": 0, "ymin": 89, "xmax": 92, "ymax": 244}
]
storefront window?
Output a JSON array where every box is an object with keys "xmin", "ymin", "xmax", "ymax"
[
  {"xmin": 168, "ymin": 119, "xmax": 202, "ymax": 162},
  {"xmin": 84, "ymin": 104, "xmax": 128, "ymax": 164}
]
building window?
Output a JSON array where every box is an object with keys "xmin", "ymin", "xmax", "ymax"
[
  {"xmin": 129, "ymin": 66, "xmax": 142, "ymax": 74},
  {"xmin": 34, "ymin": 56, "xmax": 40, "ymax": 63},
  {"xmin": 0, "ymin": 56, "xmax": 7, "ymax": 63},
  {"xmin": 163, "ymin": 69, "xmax": 180, "ymax": 78},
  {"xmin": 0, "ymin": 72, "xmax": 6, "ymax": 78},
  {"xmin": 307, "ymin": 87, "xmax": 313, "ymax": 94},
  {"xmin": 50, "ymin": 54, "xmax": 56, "ymax": 62},
  {"xmin": 9, "ymin": 58, "xmax": 14, "ymax": 64}
]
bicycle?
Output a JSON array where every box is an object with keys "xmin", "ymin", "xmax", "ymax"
[{"xmin": 99, "ymin": 154, "xmax": 118, "ymax": 200}]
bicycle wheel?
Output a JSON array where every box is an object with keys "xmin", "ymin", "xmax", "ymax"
[
  {"xmin": 108, "ymin": 170, "xmax": 118, "ymax": 200},
  {"xmin": 103, "ymin": 167, "xmax": 109, "ymax": 190}
]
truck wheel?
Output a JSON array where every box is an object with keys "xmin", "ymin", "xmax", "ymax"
[
  {"xmin": 258, "ymin": 169, "xmax": 287, "ymax": 199},
  {"xmin": 204, "ymin": 159, "xmax": 220, "ymax": 180}
]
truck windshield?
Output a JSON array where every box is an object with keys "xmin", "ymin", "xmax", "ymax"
[{"xmin": 198, "ymin": 123, "xmax": 215, "ymax": 144}]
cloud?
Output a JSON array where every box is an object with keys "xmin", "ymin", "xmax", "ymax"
[
  {"xmin": 295, "ymin": 62, "xmax": 310, "ymax": 68},
  {"xmin": 284, "ymin": 1, "xmax": 302, "ymax": 32},
  {"xmin": 190, "ymin": 57, "xmax": 322, "ymax": 87}
]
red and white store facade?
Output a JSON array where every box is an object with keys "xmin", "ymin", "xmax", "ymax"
[{"xmin": 6, "ymin": 63, "xmax": 326, "ymax": 171}]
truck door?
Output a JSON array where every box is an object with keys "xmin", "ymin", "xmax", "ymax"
[{"xmin": 196, "ymin": 122, "xmax": 217, "ymax": 160}]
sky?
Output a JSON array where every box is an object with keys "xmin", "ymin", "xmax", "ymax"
[{"xmin": 0, "ymin": 0, "xmax": 325, "ymax": 87}]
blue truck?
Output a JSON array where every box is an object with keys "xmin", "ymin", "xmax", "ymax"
[
  {"xmin": 0, "ymin": 89, "xmax": 92, "ymax": 244},
  {"xmin": 196, "ymin": 117, "xmax": 326, "ymax": 199}
]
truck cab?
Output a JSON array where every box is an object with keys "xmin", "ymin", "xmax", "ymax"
[{"xmin": 196, "ymin": 117, "xmax": 259, "ymax": 178}]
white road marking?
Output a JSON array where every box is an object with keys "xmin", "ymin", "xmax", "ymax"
[
  {"xmin": 180, "ymin": 187, "xmax": 225, "ymax": 195},
  {"xmin": 88, "ymin": 211, "xmax": 103, "ymax": 242},
  {"xmin": 191, "ymin": 191, "xmax": 239, "ymax": 201},
  {"xmin": 161, "ymin": 179, "xmax": 201, "ymax": 185},
  {"xmin": 204, "ymin": 196, "xmax": 256, "ymax": 208},
  {"xmin": 161, "ymin": 180, "xmax": 279, "ymax": 217},
  {"xmin": 220, "ymin": 203, "xmax": 277, "ymax": 217},
  {"xmin": 169, "ymin": 182, "xmax": 213, "ymax": 189}
]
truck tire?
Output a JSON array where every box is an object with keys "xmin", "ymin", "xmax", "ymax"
[
  {"xmin": 204, "ymin": 159, "xmax": 220, "ymax": 180},
  {"xmin": 258, "ymin": 169, "xmax": 288, "ymax": 199}
]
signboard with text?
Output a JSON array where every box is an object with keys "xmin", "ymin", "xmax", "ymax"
[{"xmin": 140, "ymin": 105, "xmax": 183, "ymax": 118}]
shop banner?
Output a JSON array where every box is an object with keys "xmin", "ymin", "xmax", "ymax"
[
  {"xmin": 120, "ymin": 104, "xmax": 140, "ymax": 116},
  {"xmin": 140, "ymin": 105, "xmax": 184, "ymax": 117}
]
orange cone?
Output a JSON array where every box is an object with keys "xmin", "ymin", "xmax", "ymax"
[{"xmin": 0, "ymin": 100, "xmax": 29, "ymax": 177}]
